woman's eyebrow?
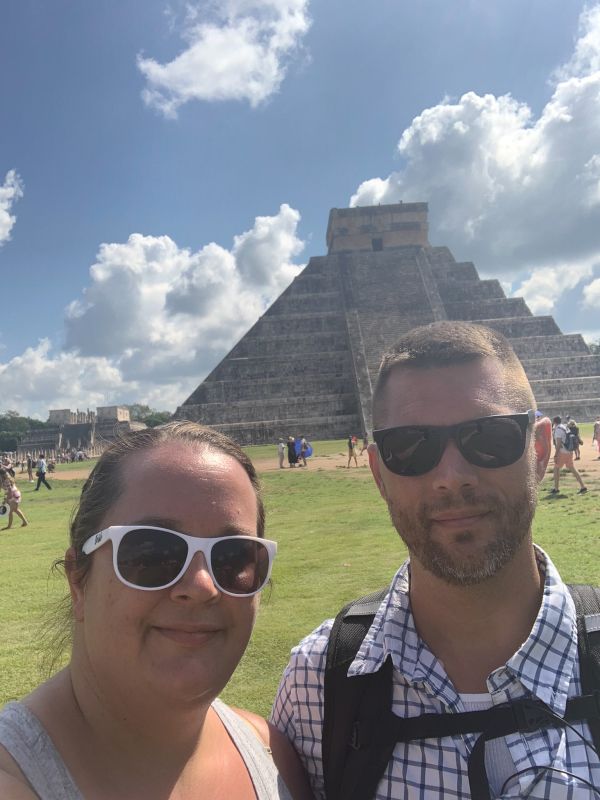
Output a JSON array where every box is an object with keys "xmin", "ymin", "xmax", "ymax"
[{"xmin": 126, "ymin": 518, "xmax": 256, "ymax": 537}]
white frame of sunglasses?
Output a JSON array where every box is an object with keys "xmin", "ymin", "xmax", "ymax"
[{"xmin": 82, "ymin": 525, "xmax": 278, "ymax": 597}]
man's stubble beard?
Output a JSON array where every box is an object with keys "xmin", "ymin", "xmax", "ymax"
[{"xmin": 386, "ymin": 477, "xmax": 538, "ymax": 586}]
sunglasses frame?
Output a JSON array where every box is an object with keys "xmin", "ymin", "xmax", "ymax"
[
  {"xmin": 373, "ymin": 409, "xmax": 536, "ymax": 477},
  {"xmin": 82, "ymin": 525, "xmax": 277, "ymax": 597}
]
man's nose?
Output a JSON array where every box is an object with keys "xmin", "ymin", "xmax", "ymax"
[{"xmin": 430, "ymin": 437, "xmax": 479, "ymax": 493}]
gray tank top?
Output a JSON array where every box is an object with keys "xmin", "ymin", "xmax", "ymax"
[{"xmin": 0, "ymin": 699, "xmax": 293, "ymax": 799}]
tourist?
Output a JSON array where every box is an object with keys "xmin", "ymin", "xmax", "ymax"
[
  {"xmin": 593, "ymin": 416, "xmax": 600, "ymax": 459},
  {"xmin": 359, "ymin": 432, "xmax": 369, "ymax": 455},
  {"xmin": 278, "ymin": 437, "xmax": 286, "ymax": 469},
  {"xmin": 1, "ymin": 455, "xmax": 15, "ymax": 478},
  {"xmin": 568, "ymin": 418, "xmax": 582, "ymax": 459},
  {"xmin": 0, "ymin": 469, "xmax": 28, "ymax": 530},
  {"xmin": 287, "ymin": 436, "xmax": 298, "ymax": 468},
  {"xmin": 26, "ymin": 453, "xmax": 34, "ymax": 483},
  {"xmin": 271, "ymin": 321, "xmax": 600, "ymax": 797},
  {"xmin": 0, "ymin": 422, "xmax": 311, "ymax": 799},
  {"xmin": 299, "ymin": 436, "xmax": 309, "ymax": 468},
  {"xmin": 34, "ymin": 453, "xmax": 52, "ymax": 491},
  {"xmin": 550, "ymin": 416, "xmax": 587, "ymax": 495},
  {"xmin": 346, "ymin": 434, "xmax": 358, "ymax": 468}
]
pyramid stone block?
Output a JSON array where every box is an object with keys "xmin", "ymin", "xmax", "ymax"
[{"xmin": 174, "ymin": 203, "xmax": 600, "ymax": 443}]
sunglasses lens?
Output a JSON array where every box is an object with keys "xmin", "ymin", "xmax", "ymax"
[
  {"xmin": 118, "ymin": 529, "xmax": 187, "ymax": 588},
  {"xmin": 379, "ymin": 427, "xmax": 442, "ymax": 476},
  {"xmin": 459, "ymin": 417, "xmax": 526, "ymax": 468},
  {"xmin": 211, "ymin": 538, "xmax": 270, "ymax": 595}
]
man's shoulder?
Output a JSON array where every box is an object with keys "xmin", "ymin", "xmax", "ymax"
[{"xmin": 288, "ymin": 618, "xmax": 335, "ymax": 668}]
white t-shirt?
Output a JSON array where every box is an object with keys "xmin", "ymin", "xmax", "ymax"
[
  {"xmin": 459, "ymin": 693, "xmax": 516, "ymax": 796},
  {"xmin": 553, "ymin": 424, "xmax": 568, "ymax": 452}
]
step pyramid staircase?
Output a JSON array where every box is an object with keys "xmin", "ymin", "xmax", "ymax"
[{"xmin": 174, "ymin": 203, "xmax": 600, "ymax": 444}]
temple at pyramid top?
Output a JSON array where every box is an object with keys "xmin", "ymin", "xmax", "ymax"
[
  {"xmin": 174, "ymin": 203, "xmax": 600, "ymax": 444},
  {"xmin": 327, "ymin": 202, "xmax": 430, "ymax": 252}
]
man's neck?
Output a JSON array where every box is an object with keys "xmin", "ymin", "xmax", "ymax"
[{"xmin": 408, "ymin": 543, "xmax": 544, "ymax": 693}]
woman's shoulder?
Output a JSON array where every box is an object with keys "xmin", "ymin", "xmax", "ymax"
[
  {"xmin": 229, "ymin": 706, "xmax": 314, "ymax": 800},
  {"xmin": 0, "ymin": 764, "xmax": 38, "ymax": 800}
]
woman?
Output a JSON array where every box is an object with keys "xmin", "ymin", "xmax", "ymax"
[
  {"xmin": 0, "ymin": 422, "xmax": 312, "ymax": 799},
  {"xmin": 286, "ymin": 436, "xmax": 297, "ymax": 468},
  {"xmin": 593, "ymin": 416, "xmax": 600, "ymax": 459},
  {"xmin": 0, "ymin": 469, "xmax": 28, "ymax": 530}
]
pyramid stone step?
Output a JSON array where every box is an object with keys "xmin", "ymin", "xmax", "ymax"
[
  {"xmin": 253, "ymin": 311, "xmax": 347, "ymax": 337},
  {"xmin": 531, "ymin": 376, "xmax": 600, "ymax": 402},
  {"xmin": 437, "ymin": 279, "xmax": 505, "ymax": 302},
  {"xmin": 521, "ymin": 355, "xmax": 600, "ymax": 380},
  {"xmin": 479, "ymin": 316, "xmax": 561, "ymax": 337},
  {"xmin": 509, "ymin": 334, "xmax": 589, "ymax": 359},
  {"xmin": 445, "ymin": 297, "xmax": 530, "ymax": 320},
  {"xmin": 177, "ymin": 393, "xmax": 359, "ymax": 425},
  {"xmin": 188, "ymin": 374, "xmax": 357, "ymax": 404},
  {"xmin": 534, "ymin": 399, "xmax": 600, "ymax": 420},
  {"xmin": 230, "ymin": 331, "xmax": 350, "ymax": 358},
  {"xmin": 210, "ymin": 351, "xmax": 354, "ymax": 382},
  {"xmin": 268, "ymin": 291, "xmax": 341, "ymax": 315}
]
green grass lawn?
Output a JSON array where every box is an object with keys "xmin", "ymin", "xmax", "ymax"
[{"xmin": 1, "ymin": 436, "xmax": 599, "ymax": 717}]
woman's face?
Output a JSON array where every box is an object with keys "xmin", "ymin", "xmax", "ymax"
[{"xmin": 70, "ymin": 441, "xmax": 261, "ymax": 706}]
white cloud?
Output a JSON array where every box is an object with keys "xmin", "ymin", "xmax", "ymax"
[
  {"xmin": 583, "ymin": 276, "xmax": 600, "ymax": 308},
  {"xmin": 512, "ymin": 258, "xmax": 596, "ymax": 315},
  {"xmin": 1, "ymin": 205, "xmax": 304, "ymax": 417},
  {"xmin": 0, "ymin": 170, "xmax": 23, "ymax": 246},
  {"xmin": 138, "ymin": 0, "xmax": 311, "ymax": 117},
  {"xmin": 350, "ymin": 5, "xmax": 600, "ymax": 287}
]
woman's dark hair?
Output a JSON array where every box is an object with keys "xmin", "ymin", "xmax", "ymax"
[{"xmin": 44, "ymin": 421, "xmax": 264, "ymax": 672}]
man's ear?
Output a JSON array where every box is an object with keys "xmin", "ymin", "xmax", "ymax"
[
  {"xmin": 65, "ymin": 546, "xmax": 85, "ymax": 622},
  {"xmin": 533, "ymin": 417, "xmax": 552, "ymax": 482},
  {"xmin": 368, "ymin": 443, "xmax": 388, "ymax": 501}
]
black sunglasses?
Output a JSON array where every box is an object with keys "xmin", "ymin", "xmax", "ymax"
[{"xmin": 373, "ymin": 410, "xmax": 536, "ymax": 477}]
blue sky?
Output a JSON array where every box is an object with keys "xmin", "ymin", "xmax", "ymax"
[{"xmin": 1, "ymin": 0, "xmax": 599, "ymax": 417}]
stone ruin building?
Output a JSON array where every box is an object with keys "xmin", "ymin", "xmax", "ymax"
[
  {"xmin": 17, "ymin": 406, "xmax": 146, "ymax": 459},
  {"xmin": 174, "ymin": 203, "xmax": 600, "ymax": 445}
]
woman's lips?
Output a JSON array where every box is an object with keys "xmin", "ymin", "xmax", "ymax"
[{"xmin": 154, "ymin": 625, "xmax": 222, "ymax": 647}]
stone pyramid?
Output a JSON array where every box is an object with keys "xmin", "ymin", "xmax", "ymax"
[{"xmin": 174, "ymin": 203, "xmax": 600, "ymax": 444}]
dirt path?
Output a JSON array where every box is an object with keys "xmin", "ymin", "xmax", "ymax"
[{"xmin": 43, "ymin": 442, "xmax": 600, "ymax": 481}]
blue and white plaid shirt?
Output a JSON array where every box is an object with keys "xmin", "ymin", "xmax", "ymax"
[{"xmin": 271, "ymin": 548, "xmax": 600, "ymax": 798}]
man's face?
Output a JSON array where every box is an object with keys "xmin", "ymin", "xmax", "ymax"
[{"xmin": 369, "ymin": 358, "xmax": 548, "ymax": 586}]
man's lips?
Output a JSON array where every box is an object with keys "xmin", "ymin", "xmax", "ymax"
[{"xmin": 429, "ymin": 509, "xmax": 489, "ymax": 527}]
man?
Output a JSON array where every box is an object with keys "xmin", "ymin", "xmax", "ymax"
[
  {"xmin": 550, "ymin": 415, "xmax": 587, "ymax": 495},
  {"xmin": 271, "ymin": 321, "xmax": 599, "ymax": 798}
]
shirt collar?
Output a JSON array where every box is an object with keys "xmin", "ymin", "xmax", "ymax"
[{"xmin": 347, "ymin": 546, "xmax": 578, "ymax": 712}]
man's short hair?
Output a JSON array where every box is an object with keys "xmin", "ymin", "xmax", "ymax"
[
  {"xmin": 552, "ymin": 416, "xmax": 562, "ymax": 425},
  {"xmin": 372, "ymin": 321, "xmax": 535, "ymax": 428}
]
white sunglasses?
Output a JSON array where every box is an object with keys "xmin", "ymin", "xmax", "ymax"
[{"xmin": 82, "ymin": 525, "xmax": 277, "ymax": 597}]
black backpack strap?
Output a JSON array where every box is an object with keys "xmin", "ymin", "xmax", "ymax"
[
  {"xmin": 323, "ymin": 587, "xmax": 390, "ymax": 800},
  {"xmin": 568, "ymin": 584, "xmax": 600, "ymax": 753}
]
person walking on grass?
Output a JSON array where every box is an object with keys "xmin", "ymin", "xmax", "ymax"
[
  {"xmin": 550, "ymin": 415, "xmax": 587, "ymax": 495},
  {"xmin": 0, "ymin": 468, "xmax": 28, "ymax": 530},
  {"xmin": 34, "ymin": 452, "xmax": 52, "ymax": 491},
  {"xmin": 347, "ymin": 434, "xmax": 358, "ymax": 468},
  {"xmin": 593, "ymin": 416, "xmax": 600, "ymax": 459},
  {"xmin": 272, "ymin": 321, "xmax": 599, "ymax": 799}
]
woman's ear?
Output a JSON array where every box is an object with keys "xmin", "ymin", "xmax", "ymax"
[{"xmin": 65, "ymin": 546, "xmax": 86, "ymax": 622}]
